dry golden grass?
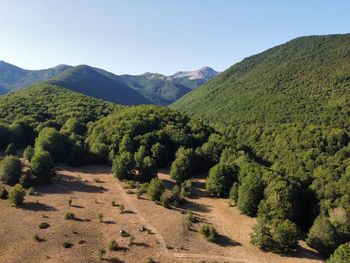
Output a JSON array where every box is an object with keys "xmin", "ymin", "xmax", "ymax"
[{"xmin": 0, "ymin": 165, "xmax": 325, "ymax": 263}]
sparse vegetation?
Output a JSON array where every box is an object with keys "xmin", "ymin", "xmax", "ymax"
[
  {"xmin": 199, "ymin": 225, "xmax": 218, "ymax": 242},
  {"xmin": 98, "ymin": 213, "xmax": 104, "ymax": 222},
  {"xmin": 63, "ymin": 241, "xmax": 73, "ymax": 248},
  {"xmin": 98, "ymin": 248, "xmax": 106, "ymax": 259},
  {"xmin": 38, "ymin": 222, "xmax": 50, "ymax": 229},
  {"xmin": 109, "ymin": 239, "xmax": 118, "ymax": 251},
  {"xmin": 64, "ymin": 212, "xmax": 75, "ymax": 220}
]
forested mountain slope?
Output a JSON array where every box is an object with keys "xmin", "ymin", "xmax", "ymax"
[
  {"xmin": 172, "ymin": 34, "xmax": 350, "ymax": 127},
  {"xmin": 48, "ymin": 65, "xmax": 151, "ymax": 105},
  {"xmin": 0, "ymin": 61, "xmax": 71, "ymax": 94}
]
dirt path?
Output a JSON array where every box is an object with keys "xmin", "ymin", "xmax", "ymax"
[
  {"xmin": 113, "ymin": 177, "xmax": 256, "ymax": 263},
  {"xmin": 114, "ymin": 172, "xmax": 324, "ymax": 263}
]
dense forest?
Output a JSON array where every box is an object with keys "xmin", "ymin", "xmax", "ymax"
[
  {"xmin": 1, "ymin": 34, "xmax": 350, "ymax": 261},
  {"xmin": 172, "ymin": 33, "xmax": 350, "ymax": 258}
]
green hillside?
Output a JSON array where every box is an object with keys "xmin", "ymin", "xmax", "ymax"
[
  {"xmin": 49, "ymin": 65, "xmax": 151, "ymax": 105},
  {"xmin": 0, "ymin": 61, "xmax": 71, "ymax": 94},
  {"xmin": 172, "ymin": 34, "xmax": 350, "ymax": 127},
  {"xmin": 172, "ymin": 34, "xmax": 350, "ymax": 256}
]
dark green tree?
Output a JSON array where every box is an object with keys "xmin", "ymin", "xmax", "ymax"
[
  {"xmin": 5, "ymin": 143, "xmax": 16, "ymax": 156},
  {"xmin": 0, "ymin": 155, "xmax": 22, "ymax": 185},
  {"xmin": 328, "ymin": 242, "xmax": 350, "ymax": 263},
  {"xmin": 8, "ymin": 184, "xmax": 26, "ymax": 206},
  {"xmin": 237, "ymin": 172, "xmax": 264, "ymax": 217},
  {"xmin": 306, "ymin": 215, "xmax": 339, "ymax": 257},
  {"xmin": 206, "ymin": 163, "xmax": 238, "ymax": 196},
  {"xmin": 34, "ymin": 127, "xmax": 66, "ymax": 162},
  {"xmin": 112, "ymin": 152, "xmax": 134, "ymax": 180},
  {"xmin": 151, "ymin": 143, "xmax": 169, "ymax": 168},
  {"xmin": 30, "ymin": 151, "xmax": 54, "ymax": 184},
  {"xmin": 170, "ymin": 147, "xmax": 194, "ymax": 183},
  {"xmin": 147, "ymin": 178, "xmax": 164, "ymax": 201}
]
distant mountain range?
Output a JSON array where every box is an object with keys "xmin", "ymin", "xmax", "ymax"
[{"xmin": 0, "ymin": 61, "xmax": 218, "ymax": 105}]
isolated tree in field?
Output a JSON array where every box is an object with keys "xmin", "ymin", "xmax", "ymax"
[
  {"xmin": 271, "ymin": 219, "xmax": 299, "ymax": 253},
  {"xmin": 8, "ymin": 184, "xmax": 26, "ymax": 206},
  {"xmin": 237, "ymin": 172, "xmax": 264, "ymax": 217},
  {"xmin": 147, "ymin": 178, "xmax": 164, "ymax": 201},
  {"xmin": 0, "ymin": 155, "xmax": 22, "ymax": 185},
  {"xmin": 23, "ymin": 145, "xmax": 35, "ymax": 161},
  {"xmin": 151, "ymin": 142, "xmax": 169, "ymax": 168},
  {"xmin": 206, "ymin": 163, "xmax": 238, "ymax": 196},
  {"xmin": 112, "ymin": 151, "xmax": 134, "ymax": 180},
  {"xmin": 328, "ymin": 243, "xmax": 350, "ymax": 263},
  {"xmin": 5, "ymin": 143, "xmax": 16, "ymax": 156},
  {"xmin": 34, "ymin": 127, "xmax": 66, "ymax": 162},
  {"xmin": 307, "ymin": 215, "xmax": 339, "ymax": 256},
  {"xmin": 170, "ymin": 147, "xmax": 194, "ymax": 183},
  {"xmin": 30, "ymin": 151, "xmax": 54, "ymax": 184}
]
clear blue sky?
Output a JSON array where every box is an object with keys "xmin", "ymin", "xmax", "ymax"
[{"xmin": 0, "ymin": 0, "xmax": 349, "ymax": 75}]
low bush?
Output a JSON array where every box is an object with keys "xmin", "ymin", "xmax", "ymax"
[
  {"xmin": 8, "ymin": 184, "xmax": 26, "ymax": 206},
  {"xmin": 39, "ymin": 222, "xmax": 50, "ymax": 229},
  {"xmin": 109, "ymin": 239, "xmax": 118, "ymax": 251},
  {"xmin": 0, "ymin": 187, "xmax": 8, "ymax": 199},
  {"xmin": 63, "ymin": 241, "xmax": 73, "ymax": 248},
  {"xmin": 199, "ymin": 225, "xmax": 218, "ymax": 242},
  {"xmin": 64, "ymin": 212, "xmax": 75, "ymax": 220}
]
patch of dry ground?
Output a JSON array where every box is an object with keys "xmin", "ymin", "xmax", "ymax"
[{"xmin": 0, "ymin": 165, "xmax": 325, "ymax": 263}]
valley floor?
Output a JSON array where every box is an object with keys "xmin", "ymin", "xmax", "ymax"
[{"xmin": 0, "ymin": 165, "xmax": 325, "ymax": 263}]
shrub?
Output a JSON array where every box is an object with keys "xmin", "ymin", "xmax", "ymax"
[
  {"xmin": 8, "ymin": 184, "xmax": 26, "ymax": 206},
  {"xmin": 29, "ymin": 151, "xmax": 54, "ymax": 184},
  {"xmin": 19, "ymin": 172, "xmax": 34, "ymax": 188},
  {"xmin": 98, "ymin": 248, "xmax": 106, "ymax": 259},
  {"xmin": 328, "ymin": 242, "xmax": 350, "ymax": 263},
  {"xmin": 185, "ymin": 210, "xmax": 196, "ymax": 230},
  {"xmin": 229, "ymin": 182, "xmax": 239, "ymax": 203},
  {"xmin": 147, "ymin": 178, "xmax": 164, "ymax": 201},
  {"xmin": 98, "ymin": 213, "xmax": 104, "ymax": 222},
  {"xmin": 147, "ymin": 258, "xmax": 156, "ymax": 263},
  {"xmin": 199, "ymin": 225, "xmax": 218, "ymax": 242},
  {"xmin": 63, "ymin": 241, "xmax": 73, "ymax": 248},
  {"xmin": 120, "ymin": 230, "xmax": 130, "ymax": 237},
  {"xmin": 28, "ymin": 187, "xmax": 35, "ymax": 195},
  {"xmin": 5, "ymin": 143, "xmax": 16, "ymax": 156},
  {"xmin": 160, "ymin": 192, "xmax": 169, "ymax": 208},
  {"xmin": 39, "ymin": 222, "xmax": 50, "ymax": 229},
  {"xmin": 109, "ymin": 239, "xmax": 118, "ymax": 251},
  {"xmin": 119, "ymin": 204, "xmax": 125, "ymax": 214},
  {"xmin": 68, "ymin": 198, "xmax": 72, "ymax": 206},
  {"xmin": 0, "ymin": 155, "xmax": 22, "ymax": 185},
  {"xmin": 23, "ymin": 145, "xmax": 34, "ymax": 161},
  {"xmin": 33, "ymin": 234, "xmax": 43, "ymax": 242},
  {"xmin": 65, "ymin": 212, "xmax": 75, "ymax": 220},
  {"xmin": 0, "ymin": 187, "xmax": 8, "ymax": 199}
]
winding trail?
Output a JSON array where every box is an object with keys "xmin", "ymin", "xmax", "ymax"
[{"xmin": 113, "ymin": 178, "xmax": 263, "ymax": 263}]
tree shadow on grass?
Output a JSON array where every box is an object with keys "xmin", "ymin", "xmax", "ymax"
[
  {"xmin": 36, "ymin": 174, "xmax": 107, "ymax": 195},
  {"xmin": 215, "ymin": 234, "xmax": 241, "ymax": 247},
  {"xmin": 22, "ymin": 202, "xmax": 57, "ymax": 211},
  {"xmin": 131, "ymin": 242, "xmax": 151, "ymax": 248},
  {"xmin": 278, "ymin": 246, "xmax": 324, "ymax": 261},
  {"xmin": 103, "ymin": 257, "xmax": 124, "ymax": 263}
]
